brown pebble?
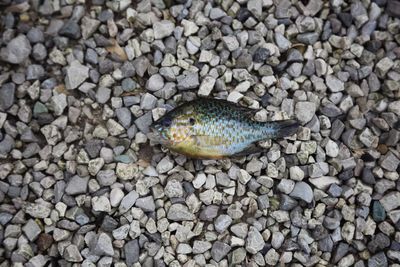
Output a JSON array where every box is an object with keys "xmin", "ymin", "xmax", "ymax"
[
  {"xmin": 37, "ymin": 233, "xmax": 53, "ymax": 252},
  {"xmin": 377, "ymin": 144, "xmax": 388, "ymax": 154}
]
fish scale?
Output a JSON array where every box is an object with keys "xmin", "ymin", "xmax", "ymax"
[{"xmin": 152, "ymin": 98, "xmax": 300, "ymax": 159}]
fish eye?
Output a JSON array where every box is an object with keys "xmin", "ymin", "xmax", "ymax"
[
  {"xmin": 189, "ymin": 118, "xmax": 196, "ymax": 125},
  {"xmin": 162, "ymin": 117, "xmax": 172, "ymax": 127}
]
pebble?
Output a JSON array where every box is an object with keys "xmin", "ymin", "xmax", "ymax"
[
  {"xmin": 326, "ymin": 75, "xmax": 344, "ymax": 92},
  {"xmin": 214, "ymin": 215, "xmax": 233, "ymax": 233},
  {"xmin": 64, "ymin": 245, "xmax": 83, "ymax": 262},
  {"xmin": 198, "ymin": 76, "xmax": 216, "ymax": 97},
  {"xmin": 0, "ymin": 83, "xmax": 15, "ymax": 111},
  {"xmin": 211, "ymin": 241, "xmax": 231, "ymax": 262},
  {"xmin": 177, "ymin": 72, "xmax": 199, "ymax": 90},
  {"xmin": 246, "ymin": 227, "xmax": 264, "ymax": 254},
  {"xmin": 153, "ymin": 20, "xmax": 175, "ymax": 39},
  {"xmin": 0, "ymin": 35, "xmax": 31, "ymax": 64},
  {"xmin": 65, "ymin": 60, "xmax": 89, "ymax": 90},
  {"xmin": 167, "ymin": 204, "xmax": 195, "ymax": 221},
  {"xmin": 146, "ymin": 74, "xmax": 164, "ymax": 91},
  {"xmin": 125, "ymin": 240, "xmax": 140, "ymax": 265},
  {"xmin": 290, "ymin": 182, "xmax": 313, "ymax": 203},
  {"xmin": 65, "ymin": 176, "xmax": 89, "ymax": 195},
  {"xmin": 93, "ymin": 233, "xmax": 114, "ymax": 256},
  {"xmin": 295, "ymin": 102, "xmax": 316, "ymax": 124}
]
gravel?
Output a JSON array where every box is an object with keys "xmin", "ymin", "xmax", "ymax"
[{"xmin": 0, "ymin": 0, "xmax": 399, "ymax": 266}]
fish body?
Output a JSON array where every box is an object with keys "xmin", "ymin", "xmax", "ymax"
[{"xmin": 152, "ymin": 98, "xmax": 299, "ymax": 159}]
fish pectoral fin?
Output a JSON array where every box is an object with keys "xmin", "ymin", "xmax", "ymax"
[{"xmin": 232, "ymin": 144, "xmax": 264, "ymax": 157}]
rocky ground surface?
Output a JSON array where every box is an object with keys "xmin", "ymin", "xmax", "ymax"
[{"xmin": 0, "ymin": 0, "xmax": 400, "ymax": 266}]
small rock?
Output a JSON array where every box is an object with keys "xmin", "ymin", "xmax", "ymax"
[
  {"xmin": 379, "ymin": 192, "xmax": 400, "ymax": 212},
  {"xmin": 211, "ymin": 241, "xmax": 231, "ymax": 262},
  {"xmin": 214, "ymin": 215, "xmax": 233, "ymax": 233},
  {"xmin": 65, "ymin": 176, "xmax": 89, "ymax": 195},
  {"xmin": 153, "ymin": 20, "xmax": 175, "ymax": 39},
  {"xmin": 167, "ymin": 204, "xmax": 195, "ymax": 221},
  {"xmin": 146, "ymin": 74, "xmax": 164, "ymax": 92},
  {"xmin": 165, "ymin": 180, "xmax": 183, "ymax": 198},
  {"xmin": 295, "ymin": 102, "xmax": 316, "ymax": 124},
  {"xmin": 326, "ymin": 75, "xmax": 344, "ymax": 92},
  {"xmin": 0, "ymin": 83, "xmax": 15, "ymax": 111},
  {"xmin": 177, "ymin": 72, "xmax": 199, "ymax": 90},
  {"xmin": 246, "ymin": 227, "xmax": 264, "ymax": 254},
  {"xmin": 92, "ymin": 196, "xmax": 111, "ymax": 212},
  {"xmin": 59, "ymin": 16, "xmax": 80, "ymax": 37},
  {"xmin": 0, "ymin": 35, "xmax": 31, "ymax": 64},
  {"xmin": 125, "ymin": 240, "xmax": 140, "ymax": 265},
  {"xmin": 22, "ymin": 219, "xmax": 42, "ymax": 241},
  {"xmin": 93, "ymin": 233, "xmax": 114, "ymax": 256},
  {"xmin": 65, "ymin": 60, "xmax": 89, "ymax": 90},
  {"xmin": 156, "ymin": 156, "xmax": 174, "ymax": 174},
  {"xmin": 64, "ymin": 244, "xmax": 83, "ymax": 262},
  {"xmin": 135, "ymin": 196, "xmax": 155, "ymax": 212},
  {"xmin": 290, "ymin": 182, "xmax": 313, "ymax": 203},
  {"xmin": 198, "ymin": 76, "xmax": 216, "ymax": 97},
  {"xmin": 222, "ymin": 36, "xmax": 239, "ymax": 51}
]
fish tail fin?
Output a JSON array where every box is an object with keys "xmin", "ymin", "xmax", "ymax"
[{"xmin": 269, "ymin": 119, "xmax": 300, "ymax": 138}]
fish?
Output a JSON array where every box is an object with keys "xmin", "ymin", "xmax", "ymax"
[{"xmin": 151, "ymin": 98, "xmax": 300, "ymax": 159}]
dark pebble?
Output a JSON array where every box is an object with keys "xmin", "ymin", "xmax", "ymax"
[
  {"xmin": 236, "ymin": 8, "xmax": 252, "ymax": 22},
  {"xmin": 372, "ymin": 201, "xmax": 386, "ymax": 222},
  {"xmin": 362, "ymin": 167, "xmax": 376, "ymax": 184},
  {"xmin": 253, "ymin": 47, "xmax": 270, "ymax": 63},
  {"xmin": 59, "ymin": 20, "xmax": 81, "ymax": 39},
  {"xmin": 338, "ymin": 13, "xmax": 353, "ymax": 27}
]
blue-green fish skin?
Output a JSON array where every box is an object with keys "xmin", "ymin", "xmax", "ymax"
[{"xmin": 152, "ymin": 98, "xmax": 299, "ymax": 159}]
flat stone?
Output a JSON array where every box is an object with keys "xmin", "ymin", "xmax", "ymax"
[
  {"xmin": 211, "ymin": 241, "xmax": 231, "ymax": 262},
  {"xmin": 22, "ymin": 219, "xmax": 42, "ymax": 241},
  {"xmin": 177, "ymin": 72, "xmax": 199, "ymax": 90},
  {"xmin": 295, "ymin": 102, "xmax": 316, "ymax": 124},
  {"xmin": 379, "ymin": 152, "xmax": 400, "ymax": 172},
  {"xmin": 153, "ymin": 20, "xmax": 175, "ymax": 39},
  {"xmin": 119, "ymin": 190, "xmax": 139, "ymax": 213},
  {"xmin": 125, "ymin": 240, "xmax": 140, "ymax": 265},
  {"xmin": 65, "ymin": 60, "xmax": 89, "ymax": 90},
  {"xmin": 368, "ymin": 252, "xmax": 388, "ymax": 267},
  {"xmin": 0, "ymin": 83, "xmax": 15, "ymax": 111},
  {"xmin": 116, "ymin": 163, "xmax": 140, "ymax": 180},
  {"xmin": 93, "ymin": 233, "xmax": 114, "ymax": 256},
  {"xmin": 214, "ymin": 215, "xmax": 233, "ymax": 233},
  {"xmin": 380, "ymin": 192, "xmax": 400, "ymax": 212},
  {"xmin": 64, "ymin": 244, "xmax": 83, "ymax": 262},
  {"xmin": 246, "ymin": 227, "xmax": 264, "ymax": 254},
  {"xmin": 198, "ymin": 76, "xmax": 216, "ymax": 97},
  {"xmin": 290, "ymin": 182, "xmax": 313, "ymax": 203},
  {"xmin": 65, "ymin": 176, "xmax": 89, "ymax": 195},
  {"xmin": 146, "ymin": 74, "xmax": 164, "ymax": 92},
  {"xmin": 92, "ymin": 196, "xmax": 111, "ymax": 212},
  {"xmin": 222, "ymin": 36, "xmax": 239, "ymax": 51},
  {"xmin": 0, "ymin": 35, "xmax": 31, "ymax": 64},
  {"xmin": 326, "ymin": 75, "xmax": 344, "ymax": 92},
  {"xmin": 135, "ymin": 196, "xmax": 155, "ymax": 212},
  {"xmin": 167, "ymin": 204, "xmax": 195, "ymax": 221},
  {"xmin": 193, "ymin": 240, "xmax": 212, "ymax": 254}
]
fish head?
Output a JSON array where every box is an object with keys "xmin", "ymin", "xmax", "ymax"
[{"xmin": 151, "ymin": 106, "xmax": 197, "ymax": 146}]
